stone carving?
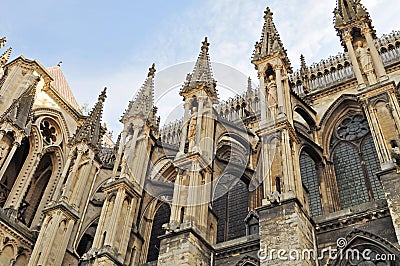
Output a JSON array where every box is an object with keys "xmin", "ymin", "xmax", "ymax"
[
  {"xmin": 266, "ymin": 75, "xmax": 278, "ymax": 117},
  {"xmin": 355, "ymin": 40, "xmax": 377, "ymax": 84},
  {"xmin": 390, "ymin": 140, "xmax": 400, "ymax": 167},
  {"xmin": 188, "ymin": 106, "xmax": 198, "ymax": 140}
]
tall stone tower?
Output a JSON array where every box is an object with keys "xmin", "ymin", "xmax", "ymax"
[
  {"xmin": 252, "ymin": 7, "xmax": 316, "ymax": 266},
  {"xmin": 333, "ymin": 0, "xmax": 400, "ymax": 245},
  {"xmin": 28, "ymin": 88, "xmax": 106, "ymax": 266},
  {"xmin": 81, "ymin": 64, "xmax": 159, "ymax": 265},
  {"xmin": 157, "ymin": 37, "xmax": 218, "ymax": 266},
  {"xmin": 334, "ymin": 0, "xmax": 387, "ymax": 87}
]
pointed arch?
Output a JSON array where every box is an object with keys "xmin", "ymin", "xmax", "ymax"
[
  {"xmin": 236, "ymin": 255, "xmax": 259, "ymax": 266},
  {"xmin": 319, "ymin": 94, "xmax": 361, "ymax": 152},
  {"xmin": 328, "ymin": 229, "xmax": 400, "ymax": 265}
]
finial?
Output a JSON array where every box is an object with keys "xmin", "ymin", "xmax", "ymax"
[
  {"xmin": 148, "ymin": 63, "xmax": 156, "ymax": 77},
  {"xmin": 57, "ymin": 60, "xmax": 62, "ymax": 67},
  {"xmin": 0, "ymin": 37, "xmax": 6, "ymax": 49},
  {"xmin": 300, "ymin": 54, "xmax": 307, "ymax": 70},
  {"xmin": 99, "ymin": 87, "xmax": 107, "ymax": 102},
  {"xmin": 201, "ymin": 37, "xmax": 209, "ymax": 53},
  {"xmin": 247, "ymin": 77, "xmax": 252, "ymax": 92},
  {"xmin": 264, "ymin": 7, "xmax": 273, "ymax": 19},
  {"xmin": 0, "ymin": 47, "xmax": 12, "ymax": 66}
]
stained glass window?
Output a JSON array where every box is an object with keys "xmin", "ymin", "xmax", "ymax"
[
  {"xmin": 331, "ymin": 112, "xmax": 384, "ymax": 209},
  {"xmin": 213, "ymin": 175, "xmax": 249, "ymax": 243},
  {"xmin": 300, "ymin": 152, "xmax": 323, "ymax": 217}
]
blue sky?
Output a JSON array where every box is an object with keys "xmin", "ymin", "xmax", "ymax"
[{"xmin": 2, "ymin": 0, "xmax": 399, "ymax": 138}]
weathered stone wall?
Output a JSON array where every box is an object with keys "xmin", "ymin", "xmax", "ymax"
[
  {"xmin": 158, "ymin": 230, "xmax": 211, "ymax": 266},
  {"xmin": 258, "ymin": 200, "xmax": 316, "ymax": 265}
]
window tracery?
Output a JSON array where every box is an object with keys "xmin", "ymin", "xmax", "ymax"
[
  {"xmin": 39, "ymin": 119, "xmax": 58, "ymax": 145},
  {"xmin": 330, "ymin": 112, "xmax": 384, "ymax": 209}
]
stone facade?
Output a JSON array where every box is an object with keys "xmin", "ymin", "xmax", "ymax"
[{"xmin": 1, "ymin": 0, "xmax": 400, "ymax": 265}]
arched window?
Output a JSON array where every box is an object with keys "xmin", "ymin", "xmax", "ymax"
[
  {"xmin": 24, "ymin": 153, "xmax": 54, "ymax": 226},
  {"xmin": 330, "ymin": 113, "xmax": 384, "ymax": 209},
  {"xmin": 146, "ymin": 203, "xmax": 171, "ymax": 263},
  {"xmin": 299, "ymin": 151, "xmax": 323, "ymax": 217},
  {"xmin": 213, "ymin": 174, "xmax": 249, "ymax": 243},
  {"xmin": 77, "ymin": 220, "xmax": 98, "ymax": 257},
  {"xmin": 0, "ymin": 136, "xmax": 29, "ymax": 208}
]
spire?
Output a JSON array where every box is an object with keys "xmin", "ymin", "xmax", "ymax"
[
  {"xmin": 69, "ymin": 87, "xmax": 107, "ymax": 151},
  {"xmin": 0, "ymin": 47, "xmax": 12, "ymax": 66},
  {"xmin": 252, "ymin": 7, "xmax": 291, "ymax": 72},
  {"xmin": 180, "ymin": 37, "xmax": 218, "ymax": 101},
  {"xmin": 334, "ymin": 0, "xmax": 376, "ymax": 49},
  {"xmin": 247, "ymin": 77, "xmax": 252, "ymax": 93},
  {"xmin": 0, "ymin": 37, "xmax": 6, "ymax": 49},
  {"xmin": 0, "ymin": 76, "xmax": 39, "ymax": 135},
  {"xmin": 334, "ymin": 0, "xmax": 373, "ymax": 32},
  {"xmin": 121, "ymin": 63, "xmax": 157, "ymax": 124},
  {"xmin": 300, "ymin": 54, "xmax": 307, "ymax": 74}
]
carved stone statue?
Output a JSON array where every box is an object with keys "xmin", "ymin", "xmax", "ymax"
[
  {"xmin": 188, "ymin": 106, "xmax": 198, "ymax": 140},
  {"xmin": 266, "ymin": 75, "xmax": 278, "ymax": 118},
  {"xmin": 355, "ymin": 40, "xmax": 377, "ymax": 84},
  {"xmin": 390, "ymin": 140, "xmax": 400, "ymax": 167}
]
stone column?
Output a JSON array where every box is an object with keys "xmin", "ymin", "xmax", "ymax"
[
  {"xmin": 61, "ymin": 146, "xmax": 86, "ymax": 199},
  {"xmin": 377, "ymin": 167, "xmax": 400, "ymax": 245},
  {"xmin": 0, "ymin": 140, "xmax": 20, "ymax": 179},
  {"xmin": 261, "ymin": 137, "xmax": 272, "ymax": 199},
  {"xmin": 178, "ymin": 100, "xmax": 191, "ymax": 155},
  {"xmin": 113, "ymin": 130, "xmax": 127, "ymax": 176},
  {"xmin": 195, "ymin": 96, "xmax": 204, "ymax": 148},
  {"xmin": 105, "ymin": 188, "xmax": 125, "ymax": 245},
  {"xmin": 362, "ymin": 26, "xmax": 386, "ymax": 79},
  {"xmin": 363, "ymin": 102, "xmax": 392, "ymax": 165},
  {"xmin": 52, "ymin": 151, "xmax": 74, "ymax": 201},
  {"xmin": 344, "ymin": 32, "xmax": 365, "ymax": 86},
  {"xmin": 258, "ymin": 72, "xmax": 268, "ymax": 125},
  {"xmin": 275, "ymin": 65, "xmax": 284, "ymax": 114},
  {"xmin": 170, "ymin": 171, "xmax": 183, "ymax": 223}
]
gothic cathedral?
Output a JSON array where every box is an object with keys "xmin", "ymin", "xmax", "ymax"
[{"xmin": 1, "ymin": 1, "xmax": 400, "ymax": 265}]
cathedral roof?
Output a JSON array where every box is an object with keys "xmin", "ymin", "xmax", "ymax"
[
  {"xmin": 121, "ymin": 64, "xmax": 157, "ymax": 123},
  {"xmin": 180, "ymin": 37, "xmax": 218, "ymax": 101},
  {"xmin": 69, "ymin": 87, "xmax": 106, "ymax": 152},
  {"xmin": 47, "ymin": 66, "xmax": 82, "ymax": 113}
]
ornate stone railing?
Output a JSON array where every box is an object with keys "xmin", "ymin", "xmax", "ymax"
[
  {"xmin": 216, "ymin": 88, "xmax": 261, "ymax": 123},
  {"xmin": 289, "ymin": 52, "xmax": 354, "ymax": 96},
  {"xmin": 377, "ymin": 30, "xmax": 400, "ymax": 66},
  {"xmin": 159, "ymin": 119, "xmax": 182, "ymax": 146},
  {"xmin": 290, "ymin": 30, "xmax": 400, "ymax": 97}
]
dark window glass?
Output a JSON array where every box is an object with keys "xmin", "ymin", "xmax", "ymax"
[
  {"xmin": 300, "ymin": 152, "xmax": 323, "ymax": 217},
  {"xmin": 213, "ymin": 175, "xmax": 249, "ymax": 243},
  {"xmin": 146, "ymin": 203, "xmax": 170, "ymax": 262}
]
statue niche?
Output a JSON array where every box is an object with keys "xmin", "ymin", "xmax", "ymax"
[
  {"xmin": 355, "ymin": 40, "xmax": 377, "ymax": 85},
  {"xmin": 266, "ymin": 74, "xmax": 278, "ymax": 119},
  {"xmin": 188, "ymin": 105, "xmax": 198, "ymax": 150}
]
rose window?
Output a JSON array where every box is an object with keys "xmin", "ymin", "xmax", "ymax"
[
  {"xmin": 336, "ymin": 114, "xmax": 369, "ymax": 141},
  {"xmin": 40, "ymin": 120, "xmax": 57, "ymax": 145}
]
